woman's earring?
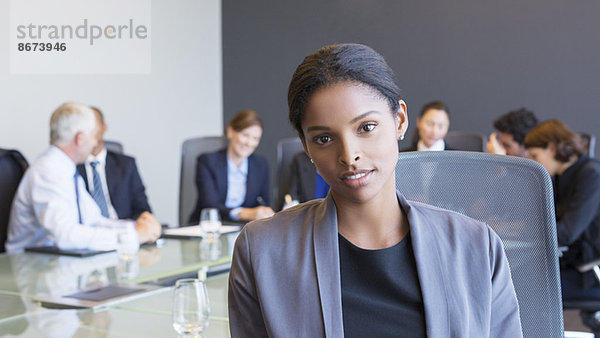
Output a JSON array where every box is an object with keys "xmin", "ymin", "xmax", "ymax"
[
  {"xmin": 310, "ymin": 158, "xmax": 314, "ymax": 164},
  {"xmin": 400, "ymin": 135, "xmax": 405, "ymax": 141}
]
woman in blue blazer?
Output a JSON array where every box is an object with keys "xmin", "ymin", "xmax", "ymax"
[
  {"xmin": 228, "ymin": 44, "xmax": 522, "ymax": 337},
  {"xmin": 401, "ymin": 101, "xmax": 453, "ymax": 152},
  {"xmin": 188, "ymin": 110, "xmax": 274, "ymax": 223}
]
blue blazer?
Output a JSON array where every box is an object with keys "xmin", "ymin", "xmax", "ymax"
[
  {"xmin": 229, "ymin": 192, "xmax": 522, "ymax": 337},
  {"xmin": 77, "ymin": 151, "xmax": 151, "ymax": 220},
  {"xmin": 188, "ymin": 149, "xmax": 270, "ymax": 223}
]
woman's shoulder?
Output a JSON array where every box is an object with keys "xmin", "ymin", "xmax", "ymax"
[
  {"xmin": 405, "ymin": 198, "xmax": 492, "ymax": 239},
  {"xmin": 197, "ymin": 148, "xmax": 226, "ymax": 162},
  {"xmin": 242, "ymin": 199, "xmax": 324, "ymax": 238}
]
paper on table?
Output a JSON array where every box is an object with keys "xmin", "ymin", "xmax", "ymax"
[{"xmin": 162, "ymin": 225, "xmax": 241, "ymax": 238}]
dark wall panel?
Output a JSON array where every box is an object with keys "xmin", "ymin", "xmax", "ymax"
[{"xmin": 223, "ymin": 0, "xmax": 600, "ymax": 199}]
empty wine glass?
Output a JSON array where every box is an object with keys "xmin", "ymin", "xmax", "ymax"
[
  {"xmin": 172, "ymin": 278, "xmax": 210, "ymax": 335},
  {"xmin": 200, "ymin": 208, "xmax": 221, "ymax": 239}
]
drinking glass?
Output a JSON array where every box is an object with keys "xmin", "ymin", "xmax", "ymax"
[
  {"xmin": 200, "ymin": 208, "xmax": 221, "ymax": 238},
  {"xmin": 117, "ymin": 222, "xmax": 139, "ymax": 259},
  {"xmin": 200, "ymin": 237, "xmax": 222, "ymax": 261},
  {"xmin": 172, "ymin": 278, "xmax": 210, "ymax": 335}
]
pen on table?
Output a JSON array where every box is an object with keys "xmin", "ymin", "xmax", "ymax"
[{"xmin": 257, "ymin": 196, "xmax": 266, "ymax": 206}]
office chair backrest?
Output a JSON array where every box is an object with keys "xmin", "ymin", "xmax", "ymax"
[
  {"xmin": 395, "ymin": 151, "xmax": 563, "ymax": 338},
  {"xmin": 0, "ymin": 149, "xmax": 28, "ymax": 253},
  {"xmin": 104, "ymin": 140, "xmax": 124, "ymax": 154},
  {"xmin": 179, "ymin": 136, "xmax": 228, "ymax": 225},
  {"xmin": 445, "ymin": 131, "xmax": 486, "ymax": 152},
  {"xmin": 274, "ymin": 137, "xmax": 304, "ymax": 211},
  {"xmin": 580, "ymin": 133, "xmax": 596, "ymax": 159}
]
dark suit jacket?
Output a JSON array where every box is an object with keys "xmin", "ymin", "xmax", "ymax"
[
  {"xmin": 284, "ymin": 152, "xmax": 316, "ymax": 204},
  {"xmin": 77, "ymin": 151, "xmax": 151, "ymax": 220},
  {"xmin": 188, "ymin": 149, "xmax": 270, "ymax": 223},
  {"xmin": 555, "ymin": 155, "xmax": 600, "ymax": 286}
]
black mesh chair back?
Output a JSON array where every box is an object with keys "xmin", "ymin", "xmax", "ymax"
[
  {"xmin": 445, "ymin": 131, "xmax": 486, "ymax": 152},
  {"xmin": 580, "ymin": 133, "xmax": 596, "ymax": 159},
  {"xmin": 179, "ymin": 136, "xmax": 228, "ymax": 225},
  {"xmin": 104, "ymin": 140, "xmax": 124, "ymax": 154},
  {"xmin": 395, "ymin": 151, "xmax": 563, "ymax": 338},
  {"xmin": 0, "ymin": 149, "xmax": 28, "ymax": 253},
  {"xmin": 274, "ymin": 137, "xmax": 304, "ymax": 211}
]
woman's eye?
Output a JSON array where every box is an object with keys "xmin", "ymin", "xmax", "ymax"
[
  {"xmin": 360, "ymin": 122, "xmax": 377, "ymax": 133},
  {"xmin": 313, "ymin": 135, "xmax": 332, "ymax": 145}
]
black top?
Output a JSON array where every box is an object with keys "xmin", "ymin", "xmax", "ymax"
[
  {"xmin": 555, "ymin": 155, "xmax": 600, "ymax": 273},
  {"xmin": 339, "ymin": 233, "xmax": 426, "ymax": 338}
]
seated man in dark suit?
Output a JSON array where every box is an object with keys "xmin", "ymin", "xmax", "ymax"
[{"xmin": 76, "ymin": 107, "xmax": 155, "ymax": 222}]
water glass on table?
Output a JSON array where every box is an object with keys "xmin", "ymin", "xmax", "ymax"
[
  {"xmin": 172, "ymin": 278, "xmax": 210, "ymax": 335},
  {"xmin": 117, "ymin": 222, "xmax": 139, "ymax": 259},
  {"xmin": 200, "ymin": 208, "xmax": 221, "ymax": 239}
]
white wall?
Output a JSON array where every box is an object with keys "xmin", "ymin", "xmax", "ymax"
[{"xmin": 0, "ymin": 0, "xmax": 223, "ymax": 226}]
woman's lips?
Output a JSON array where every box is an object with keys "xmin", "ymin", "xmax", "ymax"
[{"xmin": 340, "ymin": 170, "xmax": 373, "ymax": 187}]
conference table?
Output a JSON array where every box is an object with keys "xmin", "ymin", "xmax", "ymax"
[{"xmin": 0, "ymin": 233, "xmax": 238, "ymax": 337}]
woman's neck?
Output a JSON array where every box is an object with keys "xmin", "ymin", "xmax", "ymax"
[
  {"xmin": 557, "ymin": 155, "xmax": 579, "ymax": 176},
  {"xmin": 334, "ymin": 184, "xmax": 408, "ymax": 250},
  {"xmin": 227, "ymin": 147, "xmax": 244, "ymax": 167}
]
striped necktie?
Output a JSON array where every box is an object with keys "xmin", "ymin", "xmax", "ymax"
[{"xmin": 90, "ymin": 161, "xmax": 110, "ymax": 218}]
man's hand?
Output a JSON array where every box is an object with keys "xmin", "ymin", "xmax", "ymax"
[
  {"xmin": 134, "ymin": 211, "xmax": 162, "ymax": 243},
  {"xmin": 238, "ymin": 206, "xmax": 275, "ymax": 221},
  {"xmin": 487, "ymin": 132, "xmax": 507, "ymax": 155}
]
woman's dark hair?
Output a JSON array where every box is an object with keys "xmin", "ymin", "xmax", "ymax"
[
  {"xmin": 524, "ymin": 119, "xmax": 584, "ymax": 162},
  {"xmin": 287, "ymin": 43, "xmax": 401, "ymax": 136},
  {"xmin": 228, "ymin": 110, "xmax": 263, "ymax": 132},
  {"xmin": 410, "ymin": 100, "xmax": 450, "ymax": 147}
]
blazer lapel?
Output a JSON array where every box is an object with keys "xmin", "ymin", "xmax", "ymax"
[
  {"xmin": 217, "ymin": 150, "xmax": 229, "ymax": 202},
  {"xmin": 105, "ymin": 152, "xmax": 118, "ymax": 203},
  {"xmin": 400, "ymin": 192, "xmax": 450, "ymax": 338},
  {"xmin": 313, "ymin": 193, "xmax": 344, "ymax": 337},
  {"xmin": 245, "ymin": 155, "xmax": 257, "ymax": 205}
]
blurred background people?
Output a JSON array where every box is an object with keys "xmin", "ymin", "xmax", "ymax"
[
  {"xmin": 76, "ymin": 107, "xmax": 155, "ymax": 223},
  {"xmin": 402, "ymin": 101, "xmax": 451, "ymax": 151},
  {"xmin": 188, "ymin": 110, "xmax": 274, "ymax": 223},
  {"xmin": 487, "ymin": 108, "xmax": 538, "ymax": 157},
  {"xmin": 280, "ymin": 151, "xmax": 329, "ymax": 209},
  {"xmin": 525, "ymin": 119, "xmax": 600, "ymax": 331},
  {"xmin": 5, "ymin": 102, "xmax": 161, "ymax": 253}
]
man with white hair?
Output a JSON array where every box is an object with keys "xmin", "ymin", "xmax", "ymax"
[{"xmin": 5, "ymin": 102, "xmax": 161, "ymax": 253}]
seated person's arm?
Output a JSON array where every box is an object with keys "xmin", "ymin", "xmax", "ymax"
[
  {"xmin": 30, "ymin": 171, "xmax": 118, "ymax": 251},
  {"xmin": 191, "ymin": 155, "xmax": 232, "ymax": 223},
  {"xmin": 487, "ymin": 132, "xmax": 507, "ymax": 155},
  {"xmin": 228, "ymin": 228, "xmax": 269, "ymax": 336},
  {"xmin": 128, "ymin": 158, "xmax": 153, "ymax": 219},
  {"xmin": 556, "ymin": 167, "xmax": 600, "ymax": 246}
]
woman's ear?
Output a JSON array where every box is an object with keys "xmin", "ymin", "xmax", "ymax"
[
  {"xmin": 226, "ymin": 126, "xmax": 233, "ymax": 139},
  {"xmin": 396, "ymin": 100, "xmax": 409, "ymax": 140}
]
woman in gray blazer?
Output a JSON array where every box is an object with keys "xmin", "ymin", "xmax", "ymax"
[{"xmin": 228, "ymin": 44, "xmax": 522, "ymax": 338}]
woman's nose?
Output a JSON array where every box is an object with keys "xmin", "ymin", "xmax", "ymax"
[{"xmin": 338, "ymin": 139, "xmax": 360, "ymax": 166}]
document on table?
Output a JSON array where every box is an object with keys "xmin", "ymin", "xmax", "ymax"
[{"xmin": 162, "ymin": 225, "xmax": 242, "ymax": 238}]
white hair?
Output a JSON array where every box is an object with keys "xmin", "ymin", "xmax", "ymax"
[{"xmin": 49, "ymin": 102, "xmax": 96, "ymax": 146}]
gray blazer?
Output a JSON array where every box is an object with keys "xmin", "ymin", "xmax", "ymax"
[{"xmin": 228, "ymin": 192, "xmax": 522, "ymax": 338}]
